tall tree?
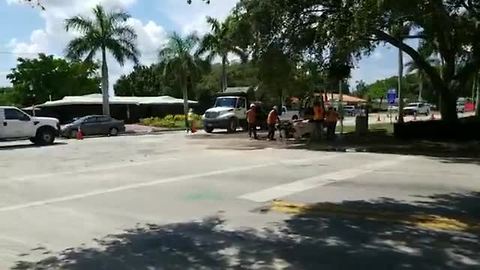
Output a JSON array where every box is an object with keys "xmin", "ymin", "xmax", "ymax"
[
  {"xmin": 234, "ymin": 0, "xmax": 480, "ymax": 122},
  {"xmin": 65, "ymin": 5, "xmax": 139, "ymax": 116},
  {"xmin": 159, "ymin": 32, "xmax": 203, "ymax": 128},
  {"xmin": 197, "ymin": 17, "xmax": 247, "ymax": 92},
  {"xmin": 6, "ymin": 54, "xmax": 100, "ymax": 106}
]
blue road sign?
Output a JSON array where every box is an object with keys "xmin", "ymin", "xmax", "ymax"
[{"xmin": 387, "ymin": 89, "xmax": 397, "ymax": 105}]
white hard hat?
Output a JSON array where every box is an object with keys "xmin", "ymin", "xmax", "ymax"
[{"xmin": 250, "ymin": 103, "xmax": 255, "ymax": 108}]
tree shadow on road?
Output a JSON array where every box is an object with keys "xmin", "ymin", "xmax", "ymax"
[
  {"xmin": 12, "ymin": 193, "xmax": 480, "ymax": 270},
  {"xmin": 287, "ymin": 131, "xmax": 480, "ymax": 166}
]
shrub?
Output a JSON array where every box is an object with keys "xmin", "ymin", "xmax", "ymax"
[{"xmin": 174, "ymin": 114, "xmax": 185, "ymax": 121}]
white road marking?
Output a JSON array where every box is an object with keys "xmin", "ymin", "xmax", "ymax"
[
  {"xmin": 3, "ymin": 157, "xmax": 179, "ymax": 183},
  {"xmin": 0, "ymin": 155, "xmax": 338, "ymax": 213},
  {"xmin": 239, "ymin": 156, "xmax": 412, "ymax": 202}
]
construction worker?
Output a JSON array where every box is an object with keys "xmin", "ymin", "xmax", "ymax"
[
  {"xmin": 246, "ymin": 104, "xmax": 258, "ymax": 139},
  {"xmin": 188, "ymin": 108, "xmax": 196, "ymax": 133},
  {"xmin": 267, "ymin": 106, "xmax": 280, "ymax": 140},
  {"xmin": 325, "ymin": 106, "xmax": 339, "ymax": 140},
  {"xmin": 312, "ymin": 101, "xmax": 325, "ymax": 140}
]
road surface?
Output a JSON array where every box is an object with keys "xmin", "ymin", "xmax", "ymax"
[{"xmin": 1, "ymin": 132, "xmax": 479, "ymax": 269}]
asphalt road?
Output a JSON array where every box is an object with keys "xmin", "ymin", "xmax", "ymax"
[{"xmin": 1, "ymin": 132, "xmax": 479, "ymax": 269}]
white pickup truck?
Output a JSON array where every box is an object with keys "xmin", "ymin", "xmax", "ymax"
[{"xmin": 0, "ymin": 106, "xmax": 60, "ymax": 145}]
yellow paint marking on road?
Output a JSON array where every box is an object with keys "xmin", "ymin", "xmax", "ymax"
[{"xmin": 269, "ymin": 200, "xmax": 478, "ymax": 232}]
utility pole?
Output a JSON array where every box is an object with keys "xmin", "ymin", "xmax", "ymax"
[
  {"xmin": 476, "ymin": 72, "xmax": 480, "ymax": 117},
  {"xmin": 398, "ymin": 47, "xmax": 404, "ymax": 123}
]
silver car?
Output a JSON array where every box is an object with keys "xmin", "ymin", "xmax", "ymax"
[{"xmin": 61, "ymin": 115, "xmax": 125, "ymax": 138}]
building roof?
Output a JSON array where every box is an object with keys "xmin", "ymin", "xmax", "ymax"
[
  {"xmin": 36, "ymin": 94, "xmax": 198, "ymax": 107},
  {"xmin": 316, "ymin": 93, "xmax": 366, "ymax": 104}
]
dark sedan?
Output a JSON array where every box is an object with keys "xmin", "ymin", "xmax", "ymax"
[{"xmin": 61, "ymin": 115, "xmax": 125, "ymax": 138}]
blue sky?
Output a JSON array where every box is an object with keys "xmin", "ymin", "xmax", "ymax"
[{"xmin": 0, "ymin": 0, "xmax": 410, "ymax": 92}]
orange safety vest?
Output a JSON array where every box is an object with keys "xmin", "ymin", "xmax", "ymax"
[
  {"xmin": 313, "ymin": 106, "xmax": 325, "ymax": 120},
  {"xmin": 326, "ymin": 110, "xmax": 339, "ymax": 123},
  {"xmin": 247, "ymin": 109, "xmax": 256, "ymax": 124},
  {"xmin": 267, "ymin": 110, "xmax": 278, "ymax": 125}
]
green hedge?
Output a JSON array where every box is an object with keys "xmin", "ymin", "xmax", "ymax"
[{"xmin": 140, "ymin": 114, "xmax": 203, "ymax": 129}]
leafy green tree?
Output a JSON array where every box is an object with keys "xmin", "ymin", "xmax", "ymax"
[
  {"xmin": 65, "ymin": 5, "xmax": 140, "ymax": 116},
  {"xmin": 234, "ymin": 0, "xmax": 480, "ymax": 122},
  {"xmin": 0, "ymin": 87, "xmax": 15, "ymax": 106},
  {"xmin": 114, "ymin": 64, "xmax": 166, "ymax": 96},
  {"xmin": 355, "ymin": 80, "xmax": 368, "ymax": 98},
  {"xmin": 6, "ymin": 54, "xmax": 100, "ymax": 106},
  {"xmin": 159, "ymin": 32, "xmax": 203, "ymax": 128},
  {"xmin": 197, "ymin": 17, "xmax": 247, "ymax": 92}
]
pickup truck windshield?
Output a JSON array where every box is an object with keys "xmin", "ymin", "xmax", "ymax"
[{"xmin": 215, "ymin": 97, "xmax": 237, "ymax": 108}]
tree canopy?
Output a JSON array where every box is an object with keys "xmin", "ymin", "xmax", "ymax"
[
  {"xmin": 233, "ymin": 0, "xmax": 480, "ymax": 121},
  {"xmin": 6, "ymin": 54, "xmax": 100, "ymax": 106}
]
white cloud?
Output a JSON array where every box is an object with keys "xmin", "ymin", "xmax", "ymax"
[
  {"xmin": 4, "ymin": 0, "xmax": 167, "ymax": 95},
  {"xmin": 160, "ymin": 0, "xmax": 239, "ymax": 35}
]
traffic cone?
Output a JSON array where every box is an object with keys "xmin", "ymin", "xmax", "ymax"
[
  {"xmin": 377, "ymin": 114, "xmax": 381, "ymax": 122},
  {"xmin": 76, "ymin": 127, "xmax": 84, "ymax": 140},
  {"xmin": 430, "ymin": 113, "xmax": 436, "ymax": 120}
]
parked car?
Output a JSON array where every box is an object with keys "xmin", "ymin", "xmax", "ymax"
[
  {"xmin": 456, "ymin": 101, "xmax": 465, "ymax": 113},
  {"xmin": 61, "ymin": 115, "xmax": 125, "ymax": 138},
  {"xmin": 343, "ymin": 105, "xmax": 356, "ymax": 116},
  {"xmin": 0, "ymin": 106, "xmax": 60, "ymax": 145},
  {"xmin": 403, "ymin": 102, "xmax": 430, "ymax": 116},
  {"xmin": 279, "ymin": 106, "xmax": 300, "ymax": 121}
]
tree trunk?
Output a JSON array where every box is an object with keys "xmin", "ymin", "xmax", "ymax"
[
  {"xmin": 398, "ymin": 47, "xmax": 404, "ymax": 123},
  {"xmin": 182, "ymin": 76, "xmax": 189, "ymax": 130},
  {"xmin": 101, "ymin": 47, "xmax": 110, "ymax": 116},
  {"xmin": 221, "ymin": 55, "xmax": 227, "ymax": 92},
  {"xmin": 339, "ymin": 79, "xmax": 343, "ymax": 135}
]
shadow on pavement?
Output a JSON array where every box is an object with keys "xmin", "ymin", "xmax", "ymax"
[
  {"xmin": 287, "ymin": 131, "xmax": 480, "ymax": 166},
  {"xmin": 0, "ymin": 142, "xmax": 67, "ymax": 151},
  {"xmin": 12, "ymin": 192, "xmax": 480, "ymax": 270}
]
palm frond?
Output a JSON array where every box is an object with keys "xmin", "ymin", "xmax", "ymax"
[
  {"xmin": 206, "ymin": 16, "xmax": 221, "ymax": 33},
  {"xmin": 65, "ymin": 16, "xmax": 95, "ymax": 33},
  {"xmin": 65, "ymin": 36, "xmax": 97, "ymax": 60},
  {"xmin": 105, "ymin": 37, "xmax": 140, "ymax": 66},
  {"xmin": 112, "ymin": 25, "xmax": 137, "ymax": 41}
]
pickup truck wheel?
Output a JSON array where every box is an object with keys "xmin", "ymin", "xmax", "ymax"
[
  {"xmin": 227, "ymin": 118, "xmax": 237, "ymax": 133},
  {"xmin": 109, "ymin": 127, "xmax": 119, "ymax": 136},
  {"xmin": 204, "ymin": 127, "xmax": 214, "ymax": 133},
  {"xmin": 35, "ymin": 127, "xmax": 55, "ymax": 145}
]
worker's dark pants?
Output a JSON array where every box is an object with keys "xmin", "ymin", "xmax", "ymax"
[
  {"xmin": 313, "ymin": 120, "xmax": 324, "ymax": 140},
  {"xmin": 268, "ymin": 124, "xmax": 276, "ymax": 140},
  {"xmin": 248, "ymin": 123, "xmax": 257, "ymax": 139},
  {"xmin": 326, "ymin": 121, "xmax": 337, "ymax": 140}
]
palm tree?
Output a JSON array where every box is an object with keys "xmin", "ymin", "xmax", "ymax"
[
  {"xmin": 159, "ymin": 32, "xmax": 202, "ymax": 129},
  {"xmin": 65, "ymin": 5, "xmax": 139, "ymax": 116},
  {"xmin": 405, "ymin": 57, "xmax": 440, "ymax": 102},
  {"xmin": 197, "ymin": 17, "xmax": 246, "ymax": 92}
]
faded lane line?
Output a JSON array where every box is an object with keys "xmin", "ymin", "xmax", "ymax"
[
  {"xmin": 239, "ymin": 156, "xmax": 412, "ymax": 203},
  {"xmin": 3, "ymin": 157, "xmax": 180, "ymax": 183},
  {"xmin": 0, "ymin": 155, "xmax": 339, "ymax": 213}
]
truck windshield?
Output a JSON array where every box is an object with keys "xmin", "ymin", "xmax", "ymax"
[{"xmin": 215, "ymin": 97, "xmax": 237, "ymax": 108}]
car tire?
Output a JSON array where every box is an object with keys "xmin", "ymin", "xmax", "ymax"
[
  {"xmin": 35, "ymin": 127, "xmax": 55, "ymax": 146},
  {"xmin": 204, "ymin": 127, "xmax": 214, "ymax": 133},
  {"xmin": 109, "ymin": 127, "xmax": 119, "ymax": 136},
  {"xmin": 227, "ymin": 118, "xmax": 237, "ymax": 133},
  {"xmin": 29, "ymin": 138, "xmax": 37, "ymax": 144},
  {"xmin": 292, "ymin": 115, "xmax": 299, "ymax": 121}
]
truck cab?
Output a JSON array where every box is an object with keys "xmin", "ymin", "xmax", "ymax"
[
  {"xmin": 0, "ymin": 106, "xmax": 60, "ymax": 145},
  {"xmin": 202, "ymin": 94, "xmax": 248, "ymax": 133}
]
